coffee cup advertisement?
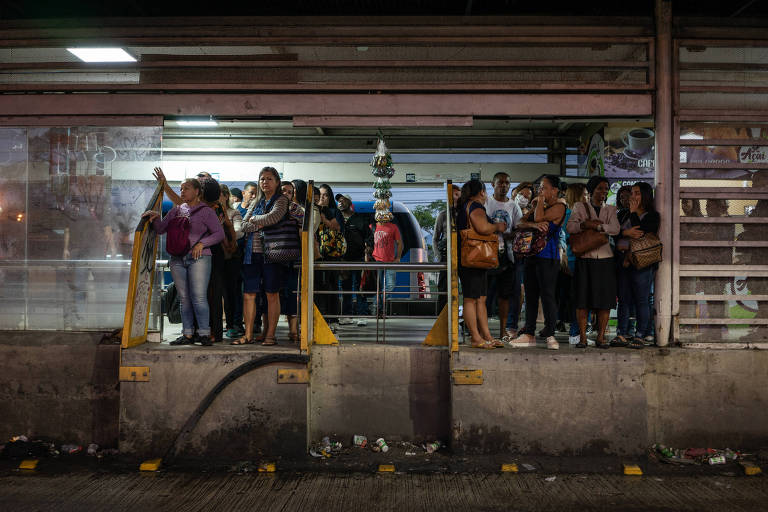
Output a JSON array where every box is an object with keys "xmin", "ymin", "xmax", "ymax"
[{"xmin": 603, "ymin": 126, "xmax": 655, "ymax": 178}]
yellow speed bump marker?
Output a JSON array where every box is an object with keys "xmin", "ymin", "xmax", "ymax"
[
  {"xmin": 378, "ymin": 464, "xmax": 395, "ymax": 473},
  {"xmin": 19, "ymin": 459, "xmax": 38, "ymax": 470},
  {"xmin": 258, "ymin": 463, "xmax": 276, "ymax": 473},
  {"xmin": 623, "ymin": 464, "xmax": 643, "ymax": 475},
  {"xmin": 501, "ymin": 463, "xmax": 519, "ymax": 473},
  {"xmin": 139, "ymin": 458, "xmax": 162, "ymax": 472},
  {"xmin": 741, "ymin": 462, "xmax": 762, "ymax": 476}
]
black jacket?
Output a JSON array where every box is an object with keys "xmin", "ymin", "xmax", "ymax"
[{"xmin": 342, "ymin": 213, "xmax": 374, "ymax": 261}]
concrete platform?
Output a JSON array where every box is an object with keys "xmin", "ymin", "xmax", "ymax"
[
  {"xmin": 119, "ymin": 337, "xmax": 768, "ymax": 460},
  {"xmin": 119, "ymin": 342, "xmax": 307, "ymax": 460},
  {"xmin": 452, "ymin": 345, "xmax": 768, "ymax": 455},
  {"xmin": 5, "ymin": 328, "xmax": 767, "ymax": 461},
  {"xmin": 0, "ymin": 331, "xmax": 120, "ymax": 448}
]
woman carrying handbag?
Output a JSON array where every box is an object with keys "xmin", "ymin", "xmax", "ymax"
[
  {"xmin": 510, "ymin": 175, "xmax": 567, "ymax": 350},
  {"xmin": 456, "ymin": 180, "xmax": 506, "ymax": 349},
  {"xmin": 615, "ymin": 182, "xmax": 660, "ymax": 349},
  {"xmin": 566, "ymin": 176, "xmax": 621, "ymax": 349}
]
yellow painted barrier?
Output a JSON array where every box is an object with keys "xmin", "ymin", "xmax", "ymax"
[
  {"xmin": 139, "ymin": 458, "xmax": 162, "ymax": 472},
  {"xmin": 313, "ymin": 305, "xmax": 339, "ymax": 345},
  {"xmin": 19, "ymin": 459, "xmax": 38, "ymax": 470},
  {"xmin": 501, "ymin": 463, "xmax": 519, "ymax": 473},
  {"xmin": 423, "ymin": 305, "xmax": 449, "ymax": 346}
]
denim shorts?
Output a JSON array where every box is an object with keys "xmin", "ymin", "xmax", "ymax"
[{"xmin": 242, "ymin": 253, "xmax": 285, "ymax": 294}]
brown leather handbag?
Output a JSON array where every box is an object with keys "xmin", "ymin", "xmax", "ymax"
[
  {"xmin": 460, "ymin": 203, "xmax": 499, "ymax": 269},
  {"xmin": 629, "ymin": 232, "xmax": 663, "ymax": 269},
  {"xmin": 569, "ymin": 202, "xmax": 608, "ymax": 257}
]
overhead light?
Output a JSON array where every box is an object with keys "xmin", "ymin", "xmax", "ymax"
[
  {"xmin": 67, "ymin": 47, "xmax": 136, "ymax": 63},
  {"xmin": 176, "ymin": 117, "xmax": 219, "ymax": 127}
]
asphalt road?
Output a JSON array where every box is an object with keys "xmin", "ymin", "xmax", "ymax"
[{"xmin": 2, "ymin": 470, "xmax": 767, "ymax": 512}]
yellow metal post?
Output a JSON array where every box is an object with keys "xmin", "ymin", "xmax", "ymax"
[
  {"xmin": 300, "ymin": 230, "xmax": 310, "ymax": 353},
  {"xmin": 448, "ymin": 181, "xmax": 460, "ymax": 353}
]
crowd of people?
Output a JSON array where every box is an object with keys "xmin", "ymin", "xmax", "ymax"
[
  {"xmin": 448, "ymin": 172, "xmax": 660, "ymax": 350},
  {"xmin": 144, "ymin": 166, "xmax": 394, "ymax": 346},
  {"xmin": 143, "ymin": 166, "xmax": 660, "ymax": 350}
]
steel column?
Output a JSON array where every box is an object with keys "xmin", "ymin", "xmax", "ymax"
[{"xmin": 654, "ymin": 0, "xmax": 673, "ymax": 347}]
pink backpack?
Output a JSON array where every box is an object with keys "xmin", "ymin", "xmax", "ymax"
[{"xmin": 165, "ymin": 206, "xmax": 204, "ymax": 257}]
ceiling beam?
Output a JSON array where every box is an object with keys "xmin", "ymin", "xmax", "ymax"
[{"xmin": 0, "ymin": 92, "xmax": 652, "ymax": 117}]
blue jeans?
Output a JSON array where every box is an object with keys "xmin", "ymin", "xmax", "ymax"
[
  {"xmin": 170, "ymin": 254, "xmax": 212, "ymax": 337},
  {"xmin": 617, "ymin": 265, "xmax": 654, "ymax": 338},
  {"xmin": 376, "ymin": 269, "xmax": 397, "ymax": 313},
  {"xmin": 341, "ymin": 270, "xmax": 367, "ymax": 316}
]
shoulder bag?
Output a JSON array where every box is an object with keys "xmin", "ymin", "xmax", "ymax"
[
  {"xmin": 460, "ymin": 203, "xmax": 499, "ymax": 269},
  {"xmin": 261, "ymin": 199, "xmax": 301, "ymax": 264},
  {"xmin": 629, "ymin": 232, "xmax": 663, "ymax": 269},
  {"xmin": 511, "ymin": 210, "xmax": 547, "ymax": 258},
  {"xmin": 569, "ymin": 202, "xmax": 608, "ymax": 257}
]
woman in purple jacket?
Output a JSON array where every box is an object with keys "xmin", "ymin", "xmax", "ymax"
[{"xmin": 143, "ymin": 178, "xmax": 225, "ymax": 345}]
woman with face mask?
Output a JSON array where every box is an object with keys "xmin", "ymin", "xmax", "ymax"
[
  {"xmin": 566, "ymin": 176, "xmax": 621, "ymax": 349},
  {"xmin": 510, "ymin": 176, "xmax": 567, "ymax": 350}
]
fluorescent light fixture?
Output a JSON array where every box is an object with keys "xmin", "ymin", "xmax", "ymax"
[
  {"xmin": 67, "ymin": 48, "xmax": 136, "ymax": 63},
  {"xmin": 176, "ymin": 117, "xmax": 219, "ymax": 127}
]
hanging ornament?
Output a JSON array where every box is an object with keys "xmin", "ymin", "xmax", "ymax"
[
  {"xmin": 370, "ymin": 137, "xmax": 396, "ymax": 222},
  {"xmin": 371, "ymin": 166, "xmax": 396, "ymax": 179}
]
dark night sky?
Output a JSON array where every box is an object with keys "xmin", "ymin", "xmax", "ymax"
[{"xmin": 0, "ymin": 0, "xmax": 766, "ymax": 20}]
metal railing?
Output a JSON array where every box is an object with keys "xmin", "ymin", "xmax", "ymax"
[
  {"xmin": 313, "ymin": 261, "xmax": 447, "ymax": 344},
  {"xmin": 300, "ymin": 180, "xmax": 458, "ymax": 351}
]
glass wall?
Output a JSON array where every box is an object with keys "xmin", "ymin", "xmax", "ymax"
[{"xmin": 0, "ymin": 126, "xmax": 162, "ymax": 331}]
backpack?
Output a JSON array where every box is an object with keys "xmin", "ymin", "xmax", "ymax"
[
  {"xmin": 164, "ymin": 282, "xmax": 182, "ymax": 324},
  {"xmin": 317, "ymin": 224, "xmax": 347, "ymax": 259},
  {"xmin": 343, "ymin": 219, "xmax": 366, "ymax": 261},
  {"xmin": 165, "ymin": 205, "xmax": 205, "ymax": 257}
]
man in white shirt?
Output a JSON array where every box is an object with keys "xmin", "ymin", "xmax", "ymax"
[{"xmin": 485, "ymin": 172, "xmax": 524, "ymax": 341}]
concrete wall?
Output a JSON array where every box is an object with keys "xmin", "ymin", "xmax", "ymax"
[
  {"xmin": 452, "ymin": 349, "xmax": 768, "ymax": 455},
  {"xmin": 0, "ymin": 331, "xmax": 121, "ymax": 447},
  {"xmin": 310, "ymin": 345, "xmax": 451, "ymax": 444},
  {"xmin": 3, "ymin": 335, "xmax": 764, "ymax": 459},
  {"xmin": 119, "ymin": 346, "xmax": 307, "ymax": 460}
]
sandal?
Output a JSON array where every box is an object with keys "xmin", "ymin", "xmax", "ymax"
[
  {"xmin": 575, "ymin": 340, "xmax": 588, "ymax": 349},
  {"xmin": 261, "ymin": 337, "xmax": 277, "ymax": 346},
  {"xmin": 628, "ymin": 337, "xmax": 645, "ymax": 350},
  {"xmin": 595, "ymin": 340, "xmax": 610, "ymax": 349},
  {"xmin": 470, "ymin": 339, "xmax": 496, "ymax": 350},
  {"xmin": 489, "ymin": 338, "xmax": 505, "ymax": 348},
  {"xmin": 230, "ymin": 336, "xmax": 254, "ymax": 345},
  {"xmin": 610, "ymin": 335, "xmax": 629, "ymax": 348}
]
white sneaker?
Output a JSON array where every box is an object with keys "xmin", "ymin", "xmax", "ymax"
[
  {"xmin": 568, "ymin": 334, "xmax": 580, "ymax": 345},
  {"xmin": 587, "ymin": 339, "xmax": 595, "ymax": 347},
  {"xmin": 546, "ymin": 336, "xmax": 559, "ymax": 350},
  {"xmin": 338, "ymin": 317, "xmax": 355, "ymax": 325},
  {"xmin": 356, "ymin": 318, "xmax": 367, "ymax": 327},
  {"xmin": 508, "ymin": 333, "xmax": 537, "ymax": 348}
]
